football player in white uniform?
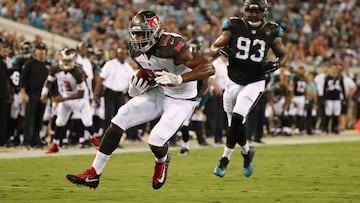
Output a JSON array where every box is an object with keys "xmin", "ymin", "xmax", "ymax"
[
  {"xmin": 66, "ymin": 10, "xmax": 215, "ymax": 190},
  {"xmin": 41, "ymin": 48, "xmax": 99, "ymax": 153}
]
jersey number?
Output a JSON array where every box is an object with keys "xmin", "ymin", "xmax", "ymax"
[
  {"xmin": 60, "ymin": 80, "xmax": 74, "ymax": 92},
  {"xmin": 326, "ymin": 80, "xmax": 341, "ymax": 91},
  {"xmin": 296, "ymin": 81, "xmax": 307, "ymax": 94},
  {"xmin": 235, "ymin": 37, "xmax": 265, "ymax": 62},
  {"xmin": 10, "ymin": 71, "xmax": 20, "ymax": 86}
]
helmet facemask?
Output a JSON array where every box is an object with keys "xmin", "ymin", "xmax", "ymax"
[
  {"xmin": 187, "ymin": 39, "xmax": 202, "ymax": 54},
  {"xmin": 129, "ymin": 28, "xmax": 158, "ymax": 52},
  {"xmin": 59, "ymin": 48, "xmax": 76, "ymax": 71},
  {"xmin": 244, "ymin": 0, "xmax": 268, "ymax": 27}
]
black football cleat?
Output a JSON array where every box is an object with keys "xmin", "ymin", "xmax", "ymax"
[{"xmin": 66, "ymin": 167, "xmax": 101, "ymax": 189}]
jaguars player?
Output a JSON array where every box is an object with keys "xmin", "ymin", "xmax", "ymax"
[
  {"xmin": 269, "ymin": 68, "xmax": 293, "ymax": 136},
  {"xmin": 66, "ymin": 10, "xmax": 215, "ymax": 190},
  {"xmin": 40, "ymin": 48, "xmax": 99, "ymax": 153},
  {"xmin": 289, "ymin": 66, "xmax": 308, "ymax": 135},
  {"xmin": 6, "ymin": 41, "xmax": 33, "ymax": 146},
  {"xmin": 210, "ymin": 0, "xmax": 288, "ymax": 178}
]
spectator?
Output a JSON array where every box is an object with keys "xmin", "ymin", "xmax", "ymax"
[{"xmin": 93, "ymin": 46, "xmax": 134, "ymax": 134}]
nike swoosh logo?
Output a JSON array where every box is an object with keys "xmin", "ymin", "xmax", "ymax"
[
  {"xmin": 157, "ymin": 166, "xmax": 166, "ymax": 183},
  {"xmin": 85, "ymin": 177, "xmax": 99, "ymax": 183}
]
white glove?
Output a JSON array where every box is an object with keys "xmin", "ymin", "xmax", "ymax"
[
  {"xmin": 131, "ymin": 75, "xmax": 150, "ymax": 93},
  {"xmin": 155, "ymin": 71, "xmax": 183, "ymax": 86}
]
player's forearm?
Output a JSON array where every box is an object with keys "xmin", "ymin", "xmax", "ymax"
[
  {"xmin": 67, "ymin": 90, "xmax": 84, "ymax": 101},
  {"xmin": 93, "ymin": 77, "xmax": 104, "ymax": 99},
  {"xmin": 278, "ymin": 53, "xmax": 288, "ymax": 67},
  {"xmin": 181, "ymin": 63, "xmax": 215, "ymax": 82}
]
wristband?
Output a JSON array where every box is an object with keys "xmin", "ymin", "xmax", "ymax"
[{"xmin": 41, "ymin": 87, "xmax": 49, "ymax": 96}]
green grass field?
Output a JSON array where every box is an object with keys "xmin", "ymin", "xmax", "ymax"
[{"xmin": 0, "ymin": 141, "xmax": 359, "ymax": 203}]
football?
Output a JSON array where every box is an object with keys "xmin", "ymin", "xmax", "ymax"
[
  {"xmin": 136, "ymin": 68, "xmax": 151, "ymax": 80},
  {"xmin": 136, "ymin": 68, "xmax": 156, "ymax": 86}
]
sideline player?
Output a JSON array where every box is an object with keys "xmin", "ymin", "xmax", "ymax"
[{"xmin": 41, "ymin": 48, "xmax": 99, "ymax": 153}]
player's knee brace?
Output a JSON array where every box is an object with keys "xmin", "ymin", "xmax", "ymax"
[
  {"xmin": 226, "ymin": 113, "xmax": 246, "ymax": 148},
  {"xmin": 150, "ymin": 143, "xmax": 168, "ymax": 159},
  {"xmin": 99, "ymin": 124, "xmax": 123, "ymax": 155}
]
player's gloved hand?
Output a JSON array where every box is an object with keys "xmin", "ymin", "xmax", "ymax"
[
  {"xmin": 131, "ymin": 75, "xmax": 150, "ymax": 93},
  {"xmin": 263, "ymin": 60, "xmax": 280, "ymax": 74},
  {"xmin": 155, "ymin": 71, "xmax": 183, "ymax": 86},
  {"xmin": 219, "ymin": 46, "xmax": 237, "ymax": 58}
]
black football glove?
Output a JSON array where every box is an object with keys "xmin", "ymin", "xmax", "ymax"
[
  {"xmin": 263, "ymin": 60, "xmax": 280, "ymax": 74},
  {"xmin": 219, "ymin": 46, "xmax": 237, "ymax": 58}
]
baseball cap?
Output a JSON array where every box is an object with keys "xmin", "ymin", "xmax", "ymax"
[{"xmin": 35, "ymin": 42, "xmax": 47, "ymax": 50}]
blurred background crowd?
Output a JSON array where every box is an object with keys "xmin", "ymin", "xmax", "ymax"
[
  {"xmin": 1, "ymin": 0, "xmax": 359, "ymax": 68},
  {"xmin": 1, "ymin": 0, "xmax": 360, "ymax": 150}
]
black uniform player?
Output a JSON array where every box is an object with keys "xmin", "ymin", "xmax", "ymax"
[
  {"xmin": 290, "ymin": 67, "xmax": 307, "ymax": 135},
  {"xmin": 323, "ymin": 65, "xmax": 345, "ymax": 134},
  {"xmin": 6, "ymin": 41, "xmax": 33, "ymax": 146},
  {"xmin": 210, "ymin": 0, "xmax": 288, "ymax": 178}
]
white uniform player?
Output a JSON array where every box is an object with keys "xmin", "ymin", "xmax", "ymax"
[
  {"xmin": 41, "ymin": 48, "xmax": 100, "ymax": 153},
  {"xmin": 66, "ymin": 10, "xmax": 215, "ymax": 190}
]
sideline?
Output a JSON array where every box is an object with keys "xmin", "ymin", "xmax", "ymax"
[{"xmin": 0, "ymin": 131, "xmax": 359, "ymax": 159}]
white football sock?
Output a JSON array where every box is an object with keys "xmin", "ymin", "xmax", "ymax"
[
  {"xmin": 182, "ymin": 141, "xmax": 189, "ymax": 149},
  {"xmin": 241, "ymin": 142, "xmax": 250, "ymax": 154},
  {"xmin": 155, "ymin": 153, "xmax": 168, "ymax": 163},
  {"xmin": 92, "ymin": 151, "xmax": 110, "ymax": 175},
  {"xmin": 222, "ymin": 146, "xmax": 234, "ymax": 160}
]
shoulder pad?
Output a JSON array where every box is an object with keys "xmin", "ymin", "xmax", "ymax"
[
  {"xmin": 157, "ymin": 33, "xmax": 187, "ymax": 57},
  {"xmin": 49, "ymin": 64, "xmax": 61, "ymax": 75},
  {"xmin": 71, "ymin": 64, "xmax": 87, "ymax": 83},
  {"xmin": 228, "ymin": 17, "xmax": 242, "ymax": 27},
  {"xmin": 262, "ymin": 21, "xmax": 282, "ymax": 37}
]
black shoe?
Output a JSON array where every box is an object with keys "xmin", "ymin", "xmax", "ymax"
[
  {"xmin": 214, "ymin": 157, "xmax": 229, "ymax": 177},
  {"xmin": 66, "ymin": 167, "xmax": 101, "ymax": 189},
  {"xmin": 242, "ymin": 146, "xmax": 255, "ymax": 177},
  {"xmin": 178, "ymin": 147, "xmax": 189, "ymax": 156}
]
